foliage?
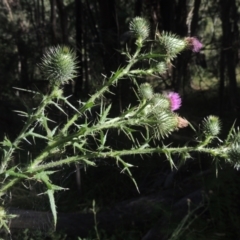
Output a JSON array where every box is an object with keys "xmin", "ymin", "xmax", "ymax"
[{"xmin": 0, "ymin": 16, "xmax": 240, "ymax": 239}]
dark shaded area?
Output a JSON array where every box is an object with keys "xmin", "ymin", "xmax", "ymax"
[{"xmin": 6, "ymin": 163, "xmax": 240, "ymax": 239}]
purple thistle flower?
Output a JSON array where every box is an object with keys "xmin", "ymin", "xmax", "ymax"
[
  {"xmin": 185, "ymin": 37, "xmax": 203, "ymax": 52},
  {"xmin": 166, "ymin": 92, "xmax": 182, "ymax": 111}
]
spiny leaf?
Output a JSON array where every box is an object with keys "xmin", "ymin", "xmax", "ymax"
[
  {"xmin": 225, "ymin": 120, "xmax": 236, "ymax": 142},
  {"xmin": 117, "ymin": 157, "xmax": 139, "ymax": 193},
  {"xmin": 0, "ymin": 137, "xmax": 13, "ymax": 148},
  {"xmin": 50, "ymin": 101, "xmax": 68, "ymax": 116},
  {"xmin": 47, "ymin": 189, "xmax": 57, "ymax": 229},
  {"xmin": 27, "ymin": 128, "xmax": 49, "ymax": 140},
  {"xmin": 6, "ymin": 167, "xmax": 29, "ymax": 179},
  {"xmin": 23, "ymin": 137, "xmax": 32, "ymax": 145},
  {"xmin": 62, "ymin": 97, "xmax": 80, "ymax": 114},
  {"xmin": 99, "ymin": 104, "xmax": 112, "ymax": 123},
  {"xmin": 98, "ymin": 130, "xmax": 108, "ymax": 150},
  {"xmin": 13, "ymin": 110, "xmax": 29, "ymax": 118}
]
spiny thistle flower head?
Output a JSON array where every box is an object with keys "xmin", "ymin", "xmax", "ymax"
[
  {"xmin": 185, "ymin": 37, "xmax": 203, "ymax": 52},
  {"xmin": 227, "ymin": 129, "xmax": 240, "ymax": 169},
  {"xmin": 157, "ymin": 32, "xmax": 187, "ymax": 59},
  {"xmin": 227, "ymin": 128, "xmax": 240, "ymax": 145},
  {"xmin": 129, "ymin": 17, "xmax": 150, "ymax": 44},
  {"xmin": 151, "ymin": 93, "xmax": 171, "ymax": 111},
  {"xmin": 156, "ymin": 62, "xmax": 167, "ymax": 74},
  {"xmin": 164, "ymin": 91, "xmax": 182, "ymax": 111},
  {"xmin": 202, "ymin": 115, "xmax": 221, "ymax": 136},
  {"xmin": 150, "ymin": 111, "xmax": 179, "ymax": 139},
  {"xmin": 39, "ymin": 46, "xmax": 78, "ymax": 86},
  {"xmin": 227, "ymin": 144, "xmax": 240, "ymax": 170},
  {"xmin": 139, "ymin": 83, "xmax": 154, "ymax": 100}
]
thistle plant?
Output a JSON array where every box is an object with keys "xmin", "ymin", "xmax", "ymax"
[{"xmin": 0, "ymin": 17, "xmax": 239, "ymax": 233}]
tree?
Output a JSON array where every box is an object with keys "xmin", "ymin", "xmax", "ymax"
[{"xmin": 219, "ymin": 0, "xmax": 239, "ymax": 112}]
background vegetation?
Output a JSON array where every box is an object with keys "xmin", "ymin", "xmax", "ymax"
[{"xmin": 1, "ymin": 0, "xmax": 240, "ymax": 239}]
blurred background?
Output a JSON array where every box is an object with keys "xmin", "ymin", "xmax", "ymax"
[{"xmin": 1, "ymin": 0, "xmax": 240, "ymax": 239}]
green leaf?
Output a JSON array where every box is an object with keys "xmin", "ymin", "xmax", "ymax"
[
  {"xmin": 81, "ymin": 101, "xmax": 94, "ymax": 113},
  {"xmin": 164, "ymin": 149, "xmax": 177, "ymax": 170},
  {"xmin": 12, "ymin": 87, "xmax": 40, "ymax": 95},
  {"xmin": 13, "ymin": 110, "xmax": 29, "ymax": 118},
  {"xmin": 79, "ymin": 157, "xmax": 97, "ymax": 166},
  {"xmin": 47, "ymin": 189, "xmax": 57, "ymax": 229},
  {"xmin": 225, "ymin": 120, "xmax": 237, "ymax": 144},
  {"xmin": 137, "ymin": 53, "xmax": 166, "ymax": 60},
  {"xmin": 63, "ymin": 97, "xmax": 81, "ymax": 114},
  {"xmin": 0, "ymin": 137, "xmax": 13, "ymax": 148},
  {"xmin": 117, "ymin": 157, "xmax": 139, "ymax": 193},
  {"xmin": 23, "ymin": 137, "xmax": 32, "ymax": 145},
  {"xmin": 34, "ymin": 171, "xmax": 57, "ymax": 187},
  {"xmin": 27, "ymin": 129, "xmax": 49, "ymax": 140},
  {"xmin": 47, "ymin": 125, "xmax": 59, "ymax": 138},
  {"xmin": 98, "ymin": 130, "xmax": 108, "ymax": 149},
  {"xmin": 50, "ymin": 101, "xmax": 68, "ymax": 116},
  {"xmin": 99, "ymin": 104, "xmax": 112, "ymax": 123},
  {"xmin": 6, "ymin": 167, "xmax": 29, "ymax": 179},
  {"xmin": 121, "ymin": 126, "xmax": 136, "ymax": 143}
]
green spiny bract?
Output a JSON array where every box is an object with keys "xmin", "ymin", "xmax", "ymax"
[
  {"xmin": 156, "ymin": 32, "xmax": 187, "ymax": 60},
  {"xmin": 227, "ymin": 143, "xmax": 240, "ymax": 169},
  {"xmin": 150, "ymin": 93, "xmax": 171, "ymax": 111},
  {"xmin": 148, "ymin": 110, "xmax": 179, "ymax": 139},
  {"xmin": 39, "ymin": 46, "xmax": 78, "ymax": 87},
  {"xmin": 228, "ymin": 128, "xmax": 240, "ymax": 145},
  {"xmin": 129, "ymin": 17, "xmax": 150, "ymax": 44},
  {"xmin": 139, "ymin": 83, "xmax": 154, "ymax": 100},
  {"xmin": 155, "ymin": 62, "xmax": 168, "ymax": 74}
]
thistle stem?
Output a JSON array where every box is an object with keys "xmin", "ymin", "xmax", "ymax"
[
  {"xmin": 0, "ymin": 87, "xmax": 60, "ymax": 174},
  {"xmin": 61, "ymin": 45, "xmax": 142, "ymax": 134}
]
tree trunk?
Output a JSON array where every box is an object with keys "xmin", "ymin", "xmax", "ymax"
[
  {"xmin": 56, "ymin": 0, "xmax": 69, "ymax": 44},
  {"xmin": 190, "ymin": 0, "xmax": 201, "ymax": 36},
  {"xmin": 98, "ymin": 0, "xmax": 119, "ymax": 74},
  {"xmin": 135, "ymin": 0, "xmax": 143, "ymax": 16},
  {"xmin": 97, "ymin": 0, "xmax": 122, "ymax": 108},
  {"xmin": 219, "ymin": 49, "xmax": 225, "ymax": 115},
  {"xmin": 220, "ymin": 0, "xmax": 239, "ymax": 111},
  {"xmin": 173, "ymin": 0, "xmax": 188, "ymax": 92},
  {"xmin": 33, "ymin": 0, "xmax": 45, "ymax": 51},
  {"xmin": 16, "ymin": 21, "xmax": 30, "ymax": 88},
  {"xmin": 74, "ymin": 0, "xmax": 83, "ymax": 97},
  {"xmin": 159, "ymin": 0, "xmax": 175, "ymax": 32},
  {"xmin": 50, "ymin": 0, "xmax": 57, "ymax": 45}
]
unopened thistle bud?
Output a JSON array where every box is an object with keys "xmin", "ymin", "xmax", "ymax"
[
  {"xmin": 202, "ymin": 115, "xmax": 221, "ymax": 136},
  {"xmin": 156, "ymin": 62, "xmax": 167, "ymax": 74},
  {"xmin": 139, "ymin": 83, "xmax": 154, "ymax": 100},
  {"xmin": 39, "ymin": 46, "xmax": 78, "ymax": 86},
  {"xmin": 129, "ymin": 17, "xmax": 150, "ymax": 43}
]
